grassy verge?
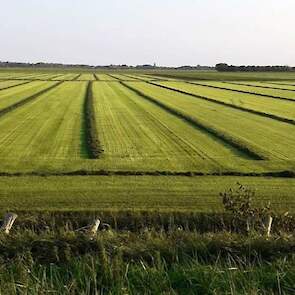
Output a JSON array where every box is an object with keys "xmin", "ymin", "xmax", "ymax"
[
  {"xmin": 0, "ymin": 221, "xmax": 294, "ymax": 294},
  {"xmin": 0, "ymin": 176, "xmax": 294, "ymax": 212}
]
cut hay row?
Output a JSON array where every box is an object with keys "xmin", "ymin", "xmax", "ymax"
[
  {"xmin": 0, "ymin": 82, "xmax": 87, "ymax": 161},
  {"xmin": 125, "ymin": 82, "xmax": 295, "ymax": 160},
  {"xmin": 0, "ymin": 72, "xmax": 48, "ymax": 80},
  {"xmin": 84, "ymin": 82, "xmax": 103, "ymax": 158},
  {"xmin": 47, "ymin": 74, "xmax": 68, "ymax": 80},
  {"xmin": 94, "ymin": 74, "xmax": 100, "ymax": 80},
  {"xmin": 119, "ymin": 74, "xmax": 164, "ymax": 82},
  {"xmin": 0, "ymin": 73, "xmax": 24, "ymax": 79},
  {"xmin": 77, "ymin": 73, "xmax": 96, "ymax": 81},
  {"xmin": 121, "ymin": 82, "xmax": 264, "ymax": 160},
  {"xmin": 72, "ymin": 74, "xmax": 82, "ymax": 80},
  {"xmin": 223, "ymin": 80, "xmax": 295, "ymax": 95},
  {"xmin": 108, "ymin": 74, "xmax": 140, "ymax": 81},
  {"xmin": 154, "ymin": 81, "xmax": 295, "ymax": 125},
  {"xmin": 189, "ymin": 81, "xmax": 295, "ymax": 102},
  {"xmin": 122, "ymin": 74, "xmax": 149, "ymax": 81},
  {"xmin": 0, "ymin": 80, "xmax": 30, "ymax": 91},
  {"xmin": 225, "ymin": 81, "xmax": 295, "ymax": 93},
  {"xmin": 107, "ymin": 74, "xmax": 121, "ymax": 80},
  {"xmin": 95, "ymin": 74, "xmax": 119, "ymax": 81},
  {"xmin": 91, "ymin": 82, "xmax": 247, "ymax": 171},
  {"xmin": 265, "ymin": 81, "xmax": 295, "ymax": 88},
  {"xmin": 136, "ymin": 74, "xmax": 171, "ymax": 82},
  {"xmin": 51, "ymin": 73, "xmax": 79, "ymax": 81},
  {"xmin": 0, "ymin": 81, "xmax": 59, "ymax": 115},
  {"xmin": 146, "ymin": 71, "xmax": 295, "ymax": 81},
  {"xmin": 14, "ymin": 73, "xmax": 57, "ymax": 80},
  {"xmin": 0, "ymin": 169, "xmax": 294, "ymax": 178}
]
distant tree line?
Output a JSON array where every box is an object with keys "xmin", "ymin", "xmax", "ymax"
[
  {"xmin": 216, "ymin": 63, "xmax": 295, "ymax": 72},
  {"xmin": 0, "ymin": 61, "xmax": 214, "ymax": 70}
]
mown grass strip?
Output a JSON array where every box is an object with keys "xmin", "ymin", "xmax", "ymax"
[
  {"xmin": 121, "ymin": 74, "xmax": 144, "ymax": 81},
  {"xmin": 268, "ymin": 81, "xmax": 295, "ymax": 87},
  {"xmin": 0, "ymin": 80, "xmax": 31, "ymax": 91},
  {"xmin": 151, "ymin": 82, "xmax": 295, "ymax": 126},
  {"xmin": 120, "ymin": 82, "xmax": 265, "ymax": 160},
  {"xmin": 84, "ymin": 81, "xmax": 103, "ymax": 159},
  {"xmin": 48, "ymin": 74, "xmax": 66, "ymax": 81},
  {"xmin": 107, "ymin": 74, "xmax": 121, "ymax": 80},
  {"xmin": 0, "ymin": 81, "xmax": 62, "ymax": 118},
  {"xmin": 225, "ymin": 81, "xmax": 295, "ymax": 94},
  {"xmin": 72, "ymin": 74, "xmax": 81, "ymax": 80},
  {"xmin": 121, "ymin": 74, "xmax": 162, "ymax": 82},
  {"xmin": 189, "ymin": 81, "xmax": 295, "ymax": 102}
]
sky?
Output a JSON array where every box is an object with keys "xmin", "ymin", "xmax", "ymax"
[{"xmin": 0, "ymin": 0, "xmax": 294, "ymax": 67}]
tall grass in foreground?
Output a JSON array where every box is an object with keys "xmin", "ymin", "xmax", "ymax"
[
  {"xmin": 1, "ymin": 184, "xmax": 294, "ymax": 294},
  {"xmin": 0, "ymin": 228, "xmax": 294, "ymax": 294},
  {"xmin": 1, "ymin": 252, "xmax": 294, "ymax": 294}
]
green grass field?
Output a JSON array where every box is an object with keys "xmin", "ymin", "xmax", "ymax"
[
  {"xmin": 0, "ymin": 69, "xmax": 295, "ymax": 294},
  {"xmin": 0, "ymin": 82, "xmax": 87, "ymax": 163},
  {"xmin": 127, "ymin": 81, "xmax": 295, "ymax": 161},
  {"xmin": 0, "ymin": 69, "xmax": 294, "ymax": 212},
  {"xmin": 156, "ymin": 81, "xmax": 295, "ymax": 121},
  {"xmin": 146, "ymin": 70, "xmax": 295, "ymax": 81},
  {"xmin": 0, "ymin": 175, "xmax": 294, "ymax": 212}
]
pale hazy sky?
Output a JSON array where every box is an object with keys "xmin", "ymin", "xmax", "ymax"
[{"xmin": 1, "ymin": 0, "xmax": 294, "ymax": 66}]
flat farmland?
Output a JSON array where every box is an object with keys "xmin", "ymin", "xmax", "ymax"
[
  {"xmin": 0, "ymin": 80, "xmax": 29, "ymax": 90},
  {"xmin": 147, "ymin": 70, "xmax": 295, "ymax": 81},
  {"xmin": 0, "ymin": 72, "xmax": 35, "ymax": 79},
  {"xmin": 91, "ymin": 81, "xmax": 248, "ymax": 171},
  {"xmin": 0, "ymin": 175, "xmax": 294, "ymax": 212},
  {"xmin": 97, "ymin": 74, "xmax": 122, "ymax": 81},
  {"xmin": 155, "ymin": 81, "xmax": 295, "ymax": 122},
  {"xmin": 0, "ymin": 81, "xmax": 87, "ymax": 165},
  {"xmin": 51, "ymin": 73, "xmax": 80, "ymax": 80},
  {"xmin": 123, "ymin": 74, "xmax": 156, "ymax": 81},
  {"xmin": 190, "ymin": 81, "xmax": 295, "ymax": 101},
  {"xmin": 230, "ymin": 81, "xmax": 295, "ymax": 90},
  {"xmin": 126, "ymin": 81, "xmax": 295, "ymax": 161},
  {"xmin": 265, "ymin": 81, "xmax": 295, "ymax": 88},
  {"xmin": 0, "ymin": 70, "xmax": 293, "ymax": 213},
  {"xmin": 107, "ymin": 74, "xmax": 140, "ymax": 81},
  {"xmin": 0, "ymin": 81, "xmax": 57, "ymax": 111},
  {"xmin": 77, "ymin": 73, "xmax": 96, "ymax": 81}
]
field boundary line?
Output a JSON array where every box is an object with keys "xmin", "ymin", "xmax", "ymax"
[
  {"xmin": 121, "ymin": 74, "xmax": 144, "ymax": 81},
  {"xmin": 266, "ymin": 82, "xmax": 295, "ymax": 87},
  {"xmin": 0, "ymin": 78, "xmax": 33, "ymax": 81},
  {"xmin": 120, "ymin": 82, "xmax": 266, "ymax": 160},
  {"xmin": 48, "ymin": 74, "xmax": 65, "ymax": 81},
  {"xmin": 0, "ymin": 169, "xmax": 293, "ymax": 178},
  {"xmin": 150, "ymin": 82, "xmax": 295, "ymax": 126},
  {"xmin": 0, "ymin": 81, "xmax": 31, "ymax": 91},
  {"xmin": 72, "ymin": 74, "xmax": 81, "ymax": 81},
  {"xmin": 107, "ymin": 74, "xmax": 121, "ymax": 80},
  {"xmin": 0, "ymin": 81, "xmax": 63, "ymax": 118},
  {"xmin": 108, "ymin": 74, "xmax": 148, "ymax": 82},
  {"xmin": 121, "ymin": 74, "xmax": 167, "ymax": 82},
  {"xmin": 84, "ymin": 81, "xmax": 103, "ymax": 159}
]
